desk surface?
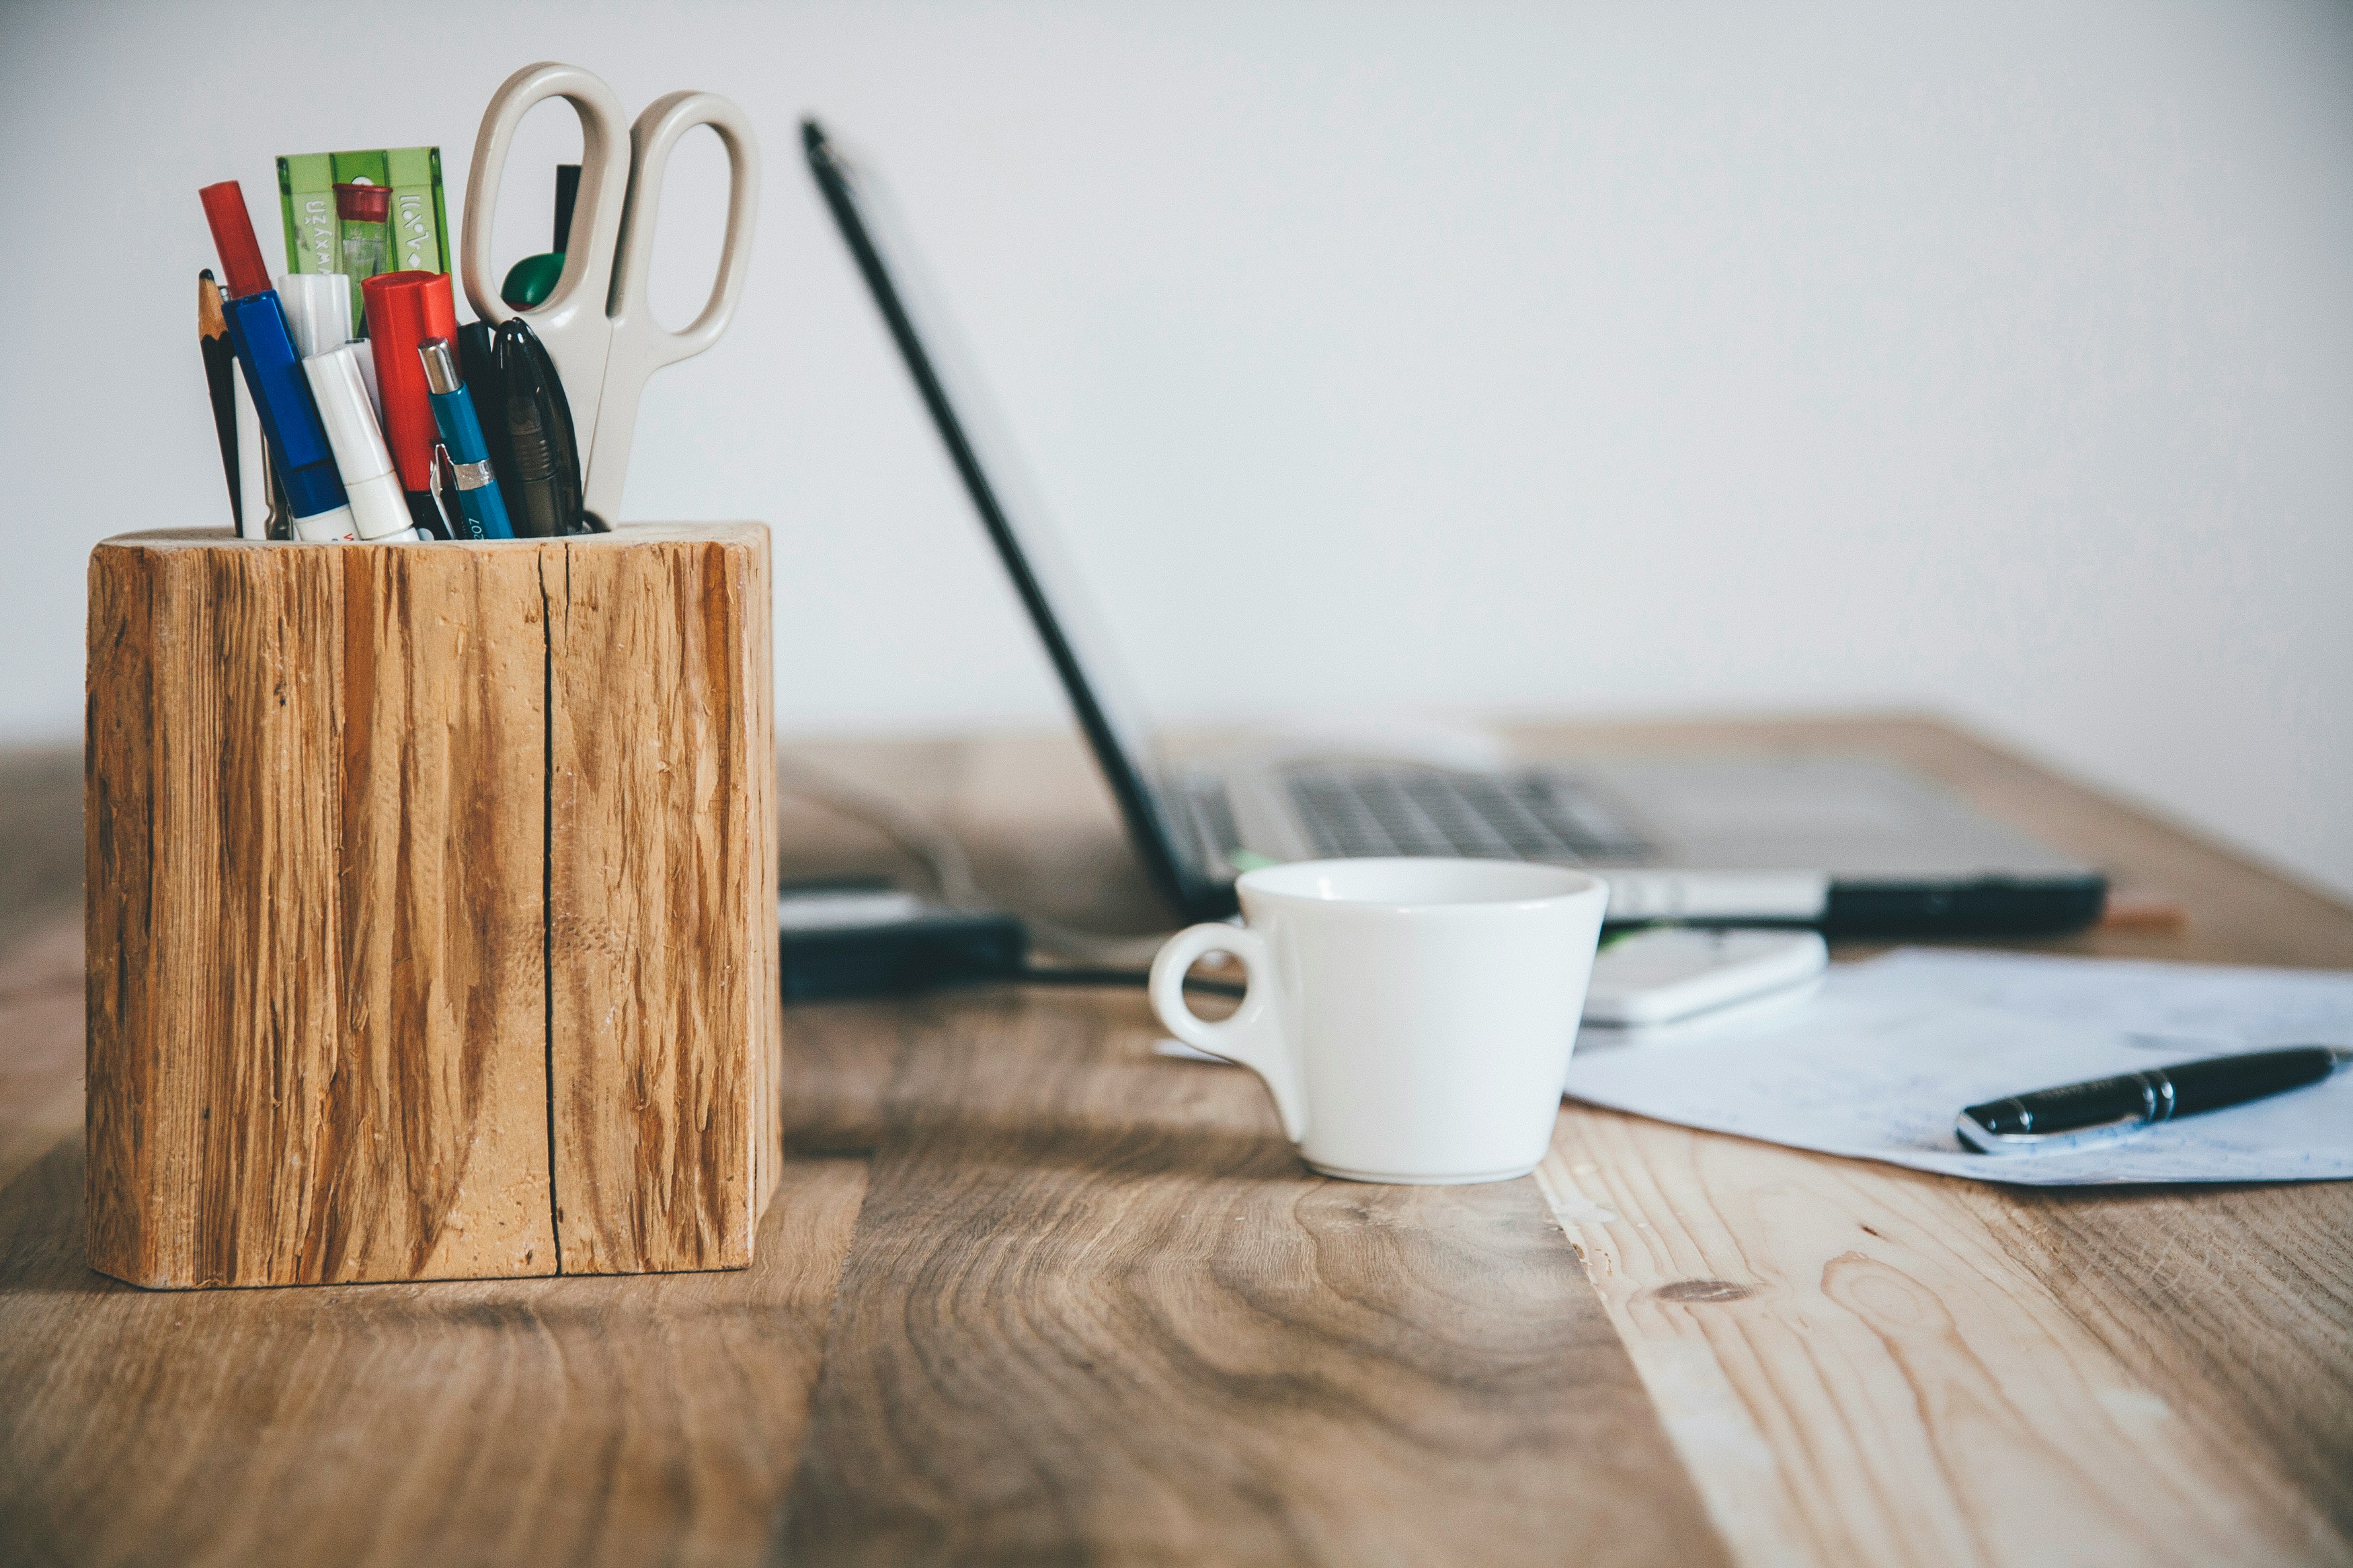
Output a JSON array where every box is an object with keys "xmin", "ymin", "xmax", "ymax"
[{"xmin": 2, "ymin": 717, "xmax": 2349, "ymax": 1567}]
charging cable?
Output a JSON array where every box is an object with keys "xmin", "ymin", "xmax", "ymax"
[{"xmin": 779, "ymin": 753, "xmax": 1174, "ymax": 966}]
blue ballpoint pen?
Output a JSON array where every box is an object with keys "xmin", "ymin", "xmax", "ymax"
[{"xmin": 417, "ymin": 337, "xmax": 516, "ymax": 540}]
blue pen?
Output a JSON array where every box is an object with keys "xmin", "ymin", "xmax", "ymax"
[
  {"xmin": 222, "ymin": 291, "xmax": 356, "ymax": 538},
  {"xmin": 418, "ymin": 338, "xmax": 515, "ymax": 540}
]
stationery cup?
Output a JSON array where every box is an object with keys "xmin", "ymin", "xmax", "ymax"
[{"xmin": 1149, "ymin": 858, "xmax": 1608, "ymax": 1184}]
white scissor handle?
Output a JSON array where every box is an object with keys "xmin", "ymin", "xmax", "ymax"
[
  {"xmin": 578, "ymin": 89, "xmax": 760, "ymax": 526},
  {"xmin": 606, "ymin": 89, "xmax": 762, "ymax": 368},
  {"xmin": 459, "ymin": 61, "xmax": 632, "ymax": 333}
]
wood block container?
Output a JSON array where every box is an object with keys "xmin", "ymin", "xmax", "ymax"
[{"xmin": 83, "ymin": 524, "xmax": 781, "ymax": 1288}]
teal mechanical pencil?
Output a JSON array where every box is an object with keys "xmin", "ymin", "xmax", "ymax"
[{"xmin": 418, "ymin": 338, "xmax": 515, "ymax": 540}]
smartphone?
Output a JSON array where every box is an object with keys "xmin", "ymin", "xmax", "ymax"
[{"xmin": 1582, "ymin": 928, "xmax": 1829, "ymax": 1028}]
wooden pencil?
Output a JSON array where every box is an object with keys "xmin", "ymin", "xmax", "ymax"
[{"xmin": 198, "ymin": 269, "xmax": 241, "ymax": 532}]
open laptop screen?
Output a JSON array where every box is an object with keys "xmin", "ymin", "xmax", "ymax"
[{"xmin": 802, "ymin": 120, "xmax": 1219, "ymax": 917}]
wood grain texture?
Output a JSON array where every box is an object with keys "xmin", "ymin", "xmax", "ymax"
[
  {"xmin": 1496, "ymin": 716, "xmax": 2353, "ymax": 1568},
  {"xmin": 797, "ymin": 723, "xmax": 2353, "ymax": 1567},
  {"xmin": 334, "ymin": 544, "xmax": 554, "ymax": 1282},
  {"xmin": 545, "ymin": 523, "xmax": 781, "ymax": 1275},
  {"xmin": 85, "ymin": 535, "xmax": 553, "ymax": 1287},
  {"xmin": 0, "ymin": 749, "xmax": 80, "ymax": 960},
  {"xmin": 0, "ymin": 1130, "xmax": 865, "ymax": 1568},
  {"xmin": 13, "ymin": 715, "xmax": 2353, "ymax": 1564},
  {"xmin": 0, "ymin": 920, "xmax": 83, "ymax": 1204},
  {"xmin": 1961, "ymin": 1178, "xmax": 2353, "ymax": 1551},
  {"xmin": 1536, "ymin": 1114, "xmax": 2353, "ymax": 1568},
  {"xmin": 83, "ymin": 526, "xmax": 778, "ymax": 1289},
  {"xmin": 776, "ymin": 987, "xmax": 1730, "ymax": 1568}
]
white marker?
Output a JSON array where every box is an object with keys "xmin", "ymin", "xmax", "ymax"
[{"xmin": 303, "ymin": 345, "xmax": 420, "ymax": 542}]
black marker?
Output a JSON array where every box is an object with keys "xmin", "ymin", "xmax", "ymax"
[{"xmin": 1957, "ymin": 1046, "xmax": 2349, "ymax": 1154}]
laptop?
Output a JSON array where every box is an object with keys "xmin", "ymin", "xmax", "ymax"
[{"xmin": 801, "ymin": 119, "xmax": 2106, "ymax": 936}]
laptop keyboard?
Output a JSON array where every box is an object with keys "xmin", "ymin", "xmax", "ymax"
[{"xmin": 1283, "ymin": 766, "xmax": 1652, "ymax": 863}]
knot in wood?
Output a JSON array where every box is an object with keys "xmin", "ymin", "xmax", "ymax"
[{"xmin": 1653, "ymin": 1278, "xmax": 1755, "ymax": 1305}]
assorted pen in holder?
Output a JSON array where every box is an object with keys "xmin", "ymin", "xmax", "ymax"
[
  {"xmin": 108, "ymin": 63, "xmax": 779, "ymax": 1288},
  {"xmin": 202, "ymin": 198, "xmax": 577, "ymax": 542},
  {"xmin": 192, "ymin": 57, "xmax": 758, "ymax": 546}
]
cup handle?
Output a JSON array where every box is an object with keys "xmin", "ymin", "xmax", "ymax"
[{"xmin": 1149, "ymin": 925, "xmax": 1308, "ymax": 1143}]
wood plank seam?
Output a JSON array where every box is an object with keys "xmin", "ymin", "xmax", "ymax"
[{"xmin": 539, "ymin": 554, "xmax": 564, "ymax": 1274}]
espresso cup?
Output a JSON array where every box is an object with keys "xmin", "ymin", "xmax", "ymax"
[{"xmin": 1148, "ymin": 858, "xmax": 1608, "ymax": 1184}]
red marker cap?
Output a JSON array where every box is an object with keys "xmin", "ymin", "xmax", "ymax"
[
  {"xmin": 199, "ymin": 181, "xmax": 272, "ymax": 300},
  {"xmin": 362, "ymin": 272, "xmax": 458, "ymax": 492}
]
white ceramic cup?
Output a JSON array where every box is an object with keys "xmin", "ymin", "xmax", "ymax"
[{"xmin": 1148, "ymin": 858, "xmax": 1609, "ymax": 1184}]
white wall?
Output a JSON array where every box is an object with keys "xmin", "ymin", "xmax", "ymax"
[{"xmin": 4, "ymin": 0, "xmax": 2349, "ymax": 899}]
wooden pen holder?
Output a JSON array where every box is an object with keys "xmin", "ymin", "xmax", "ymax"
[{"xmin": 83, "ymin": 524, "xmax": 781, "ymax": 1288}]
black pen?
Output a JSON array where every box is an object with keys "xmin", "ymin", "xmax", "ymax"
[
  {"xmin": 492, "ymin": 319, "xmax": 584, "ymax": 536},
  {"xmin": 1957, "ymin": 1046, "xmax": 2350, "ymax": 1154}
]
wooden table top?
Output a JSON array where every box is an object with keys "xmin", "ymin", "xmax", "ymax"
[{"xmin": 2, "ymin": 716, "xmax": 2349, "ymax": 1567}]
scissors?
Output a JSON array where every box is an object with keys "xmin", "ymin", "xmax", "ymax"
[{"xmin": 461, "ymin": 62, "xmax": 759, "ymax": 530}]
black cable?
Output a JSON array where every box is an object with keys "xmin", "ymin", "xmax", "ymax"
[{"xmin": 1014, "ymin": 964, "xmax": 1246, "ymax": 999}]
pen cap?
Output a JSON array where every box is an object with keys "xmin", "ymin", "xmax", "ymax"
[
  {"xmin": 303, "ymin": 345, "xmax": 395, "ymax": 483},
  {"xmin": 291, "ymin": 504, "xmax": 358, "ymax": 543},
  {"xmin": 278, "ymin": 273, "xmax": 353, "ymax": 360},
  {"xmin": 363, "ymin": 272, "xmax": 458, "ymax": 491},
  {"xmin": 418, "ymin": 337, "xmax": 463, "ymax": 396},
  {"xmin": 419, "ymin": 337, "xmax": 493, "ymax": 460},
  {"xmin": 198, "ymin": 181, "xmax": 272, "ymax": 298},
  {"xmin": 222, "ymin": 290, "xmax": 348, "ymax": 519},
  {"xmin": 342, "ymin": 470, "xmax": 418, "ymax": 542}
]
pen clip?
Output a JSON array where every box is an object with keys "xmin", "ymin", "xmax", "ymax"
[
  {"xmin": 428, "ymin": 446, "xmax": 467, "ymax": 538},
  {"xmin": 1954, "ymin": 1108, "xmax": 2151, "ymax": 1155}
]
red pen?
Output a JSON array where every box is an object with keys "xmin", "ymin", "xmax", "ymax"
[{"xmin": 363, "ymin": 271, "xmax": 460, "ymax": 536}]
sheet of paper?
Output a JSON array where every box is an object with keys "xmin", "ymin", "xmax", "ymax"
[{"xmin": 1561, "ymin": 948, "xmax": 2353, "ymax": 1186}]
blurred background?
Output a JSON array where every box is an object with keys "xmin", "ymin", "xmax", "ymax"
[{"xmin": 3, "ymin": 0, "xmax": 2348, "ymax": 898}]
